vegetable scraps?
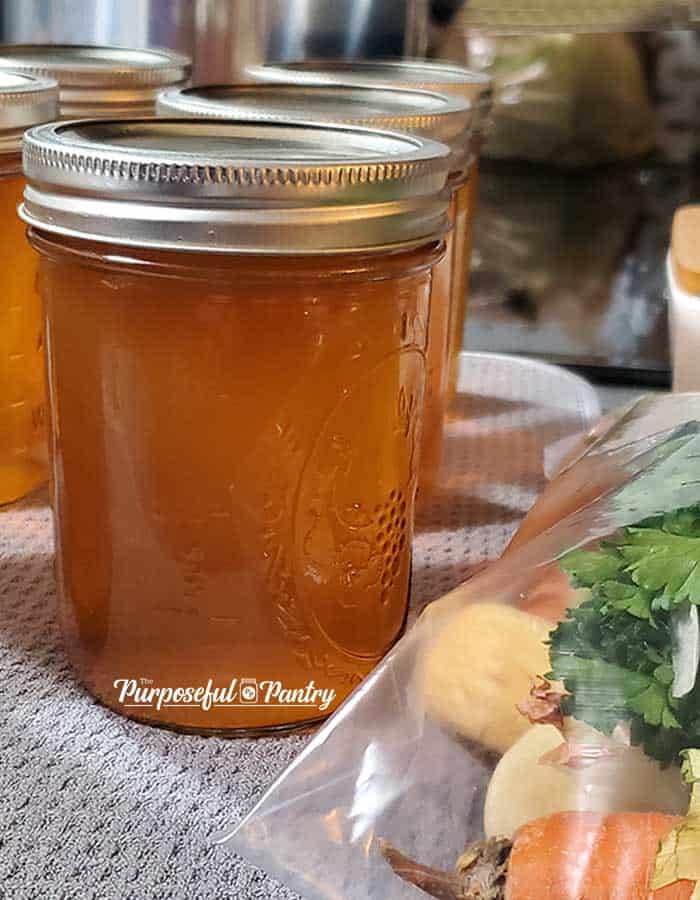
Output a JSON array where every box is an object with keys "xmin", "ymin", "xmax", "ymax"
[
  {"xmin": 383, "ymin": 753, "xmax": 700, "ymax": 898},
  {"xmin": 653, "ymin": 749, "xmax": 700, "ymax": 898},
  {"xmin": 422, "ymin": 603, "xmax": 551, "ymax": 754},
  {"xmin": 483, "ymin": 724, "xmax": 687, "ymax": 839},
  {"xmin": 383, "ymin": 507, "xmax": 700, "ymax": 899},
  {"xmin": 549, "ymin": 506, "xmax": 700, "ymax": 765},
  {"xmin": 381, "ymin": 811, "xmax": 692, "ymax": 899}
]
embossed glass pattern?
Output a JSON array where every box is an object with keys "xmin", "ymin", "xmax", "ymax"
[{"xmin": 32, "ymin": 234, "xmax": 439, "ymax": 732}]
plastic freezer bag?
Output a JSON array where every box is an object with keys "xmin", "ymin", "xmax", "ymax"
[
  {"xmin": 224, "ymin": 423, "xmax": 700, "ymax": 900},
  {"xmin": 514, "ymin": 393, "xmax": 700, "ymax": 552},
  {"xmin": 567, "ymin": 394, "xmax": 700, "ymax": 464}
]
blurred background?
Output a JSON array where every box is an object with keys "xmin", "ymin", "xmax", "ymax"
[
  {"xmin": 0, "ymin": 0, "xmax": 430, "ymax": 82},
  {"xmin": 1, "ymin": 0, "xmax": 698, "ymax": 387}
]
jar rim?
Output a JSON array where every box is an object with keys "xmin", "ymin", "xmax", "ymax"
[
  {"xmin": 28, "ymin": 226, "xmax": 445, "ymax": 282},
  {"xmin": 0, "ymin": 44, "xmax": 190, "ymax": 117},
  {"xmin": 247, "ymin": 58, "xmax": 493, "ymax": 112},
  {"xmin": 157, "ymin": 82, "xmax": 473, "ymax": 162},
  {"xmin": 0, "ymin": 71, "xmax": 58, "ymax": 155},
  {"xmin": 21, "ymin": 116, "xmax": 451, "ymax": 255},
  {"xmin": 0, "ymin": 44, "xmax": 191, "ymax": 87}
]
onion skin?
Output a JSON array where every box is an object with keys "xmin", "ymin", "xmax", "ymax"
[{"xmin": 505, "ymin": 811, "xmax": 694, "ymax": 900}]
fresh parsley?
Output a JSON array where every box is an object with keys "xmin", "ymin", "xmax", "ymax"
[{"xmin": 549, "ymin": 504, "xmax": 700, "ymax": 764}]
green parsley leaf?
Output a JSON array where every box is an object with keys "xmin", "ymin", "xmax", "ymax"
[
  {"xmin": 549, "ymin": 652, "xmax": 659, "ymax": 735},
  {"xmin": 597, "ymin": 580, "xmax": 654, "ymax": 621},
  {"xmin": 619, "ymin": 529, "xmax": 700, "ymax": 604},
  {"xmin": 560, "ymin": 547, "xmax": 625, "ymax": 587},
  {"xmin": 550, "ymin": 504, "xmax": 700, "ymax": 764},
  {"xmin": 626, "ymin": 682, "xmax": 680, "ymax": 729}
]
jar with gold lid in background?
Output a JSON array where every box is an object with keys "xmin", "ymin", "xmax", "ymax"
[
  {"xmin": 22, "ymin": 117, "xmax": 450, "ymax": 735},
  {"xmin": 0, "ymin": 70, "xmax": 57, "ymax": 504},
  {"xmin": 247, "ymin": 59, "xmax": 493, "ymax": 493},
  {"xmin": 0, "ymin": 44, "xmax": 190, "ymax": 117},
  {"xmin": 158, "ymin": 80, "xmax": 474, "ymax": 498}
]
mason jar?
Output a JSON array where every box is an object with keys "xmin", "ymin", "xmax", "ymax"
[
  {"xmin": 22, "ymin": 117, "xmax": 450, "ymax": 734},
  {"xmin": 248, "ymin": 59, "xmax": 493, "ymax": 475},
  {"xmin": 158, "ymin": 81, "xmax": 473, "ymax": 496},
  {"xmin": 0, "ymin": 71, "xmax": 57, "ymax": 504},
  {"xmin": 0, "ymin": 44, "xmax": 190, "ymax": 117}
]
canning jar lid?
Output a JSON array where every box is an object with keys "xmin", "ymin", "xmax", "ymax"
[
  {"xmin": 247, "ymin": 59, "xmax": 493, "ymax": 122},
  {"xmin": 21, "ymin": 117, "xmax": 451, "ymax": 255},
  {"xmin": 158, "ymin": 83, "xmax": 473, "ymax": 172},
  {"xmin": 0, "ymin": 71, "xmax": 58, "ymax": 157},
  {"xmin": 0, "ymin": 45, "xmax": 191, "ymax": 117}
]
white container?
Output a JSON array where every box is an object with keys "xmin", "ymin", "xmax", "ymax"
[{"xmin": 668, "ymin": 206, "xmax": 700, "ymax": 392}]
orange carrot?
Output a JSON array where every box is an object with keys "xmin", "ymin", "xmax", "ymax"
[
  {"xmin": 506, "ymin": 811, "xmax": 694, "ymax": 900},
  {"xmin": 655, "ymin": 884, "xmax": 697, "ymax": 900}
]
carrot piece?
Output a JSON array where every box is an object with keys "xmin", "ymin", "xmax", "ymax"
[
  {"xmin": 505, "ymin": 811, "xmax": 687, "ymax": 900},
  {"xmin": 654, "ymin": 882, "xmax": 696, "ymax": 899}
]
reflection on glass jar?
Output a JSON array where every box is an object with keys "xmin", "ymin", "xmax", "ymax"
[{"xmin": 23, "ymin": 117, "xmax": 450, "ymax": 734}]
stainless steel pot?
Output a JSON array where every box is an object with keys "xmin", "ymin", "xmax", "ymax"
[
  {"xmin": 194, "ymin": 0, "xmax": 429, "ymax": 83},
  {"xmin": 0, "ymin": 0, "xmax": 429, "ymax": 85},
  {"xmin": 0, "ymin": 0, "xmax": 195, "ymax": 56}
]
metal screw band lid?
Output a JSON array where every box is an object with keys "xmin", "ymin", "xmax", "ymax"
[
  {"xmin": 0, "ymin": 45, "xmax": 191, "ymax": 118},
  {"xmin": 247, "ymin": 59, "xmax": 493, "ymax": 127},
  {"xmin": 21, "ymin": 117, "xmax": 451, "ymax": 255},
  {"xmin": 0, "ymin": 71, "xmax": 58, "ymax": 156},
  {"xmin": 157, "ymin": 82, "xmax": 473, "ymax": 173}
]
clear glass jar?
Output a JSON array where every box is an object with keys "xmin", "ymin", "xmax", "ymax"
[
  {"xmin": 0, "ymin": 156, "xmax": 47, "ymax": 502},
  {"xmin": 245, "ymin": 61, "xmax": 492, "ymax": 488},
  {"xmin": 0, "ymin": 72, "xmax": 57, "ymax": 503},
  {"xmin": 446, "ymin": 163, "xmax": 479, "ymax": 404},
  {"xmin": 22, "ymin": 117, "xmax": 450, "ymax": 734},
  {"xmin": 158, "ymin": 82, "xmax": 474, "ymax": 498}
]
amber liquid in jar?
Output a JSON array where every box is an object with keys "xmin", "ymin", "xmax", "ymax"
[
  {"xmin": 417, "ymin": 191, "xmax": 457, "ymax": 500},
  {"xmin": 0, "ymin": 158, "xmax": 48, "ymax": 503},
  {"xmin": 34, "ymin": 231, "xmax": 439, "ymax": 734},
  {"xmin": 447, "ymin": 163, "xmax": 479, "ymax": 404}
]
